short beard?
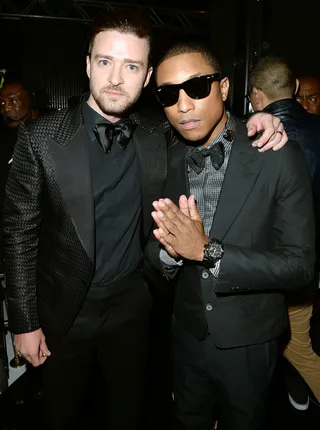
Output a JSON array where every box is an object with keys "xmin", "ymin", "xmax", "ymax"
[{"xmin": 90, "ymin": 82, "xmax": 142, "ymax": 117}]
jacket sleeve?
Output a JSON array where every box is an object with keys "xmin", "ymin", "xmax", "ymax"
[
  {"xmin": 216, "ymin": 142, "xmax": 316, "ymax": 294},
  {"xmin": 3, "ymin": 122, "xmax": 43, "ymax": 334}
]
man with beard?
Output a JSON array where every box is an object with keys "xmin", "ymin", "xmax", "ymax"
[
  {"xmin": 0, "ymin": 77, "xmax": 35, "ymax": 273},
  {"xmin": 3, "ymin": 11, "xmax": 288, "ymax": 430}
]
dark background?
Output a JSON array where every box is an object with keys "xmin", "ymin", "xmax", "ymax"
[{"xmin": 0, "ymin": 0, "xmax": 319, "ymax": 115}]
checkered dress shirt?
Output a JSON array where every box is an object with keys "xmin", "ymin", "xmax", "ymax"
[{"xmin": 160, "ymin": 113, "xmax": 236, "ymax": 278}]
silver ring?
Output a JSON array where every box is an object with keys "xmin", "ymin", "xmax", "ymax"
[{"xmin": 42, "ymin": 353, "xmax": 47, "ymax": 357}]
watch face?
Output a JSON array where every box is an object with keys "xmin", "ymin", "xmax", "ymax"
[{"xmin": 208, "ymin": 242, "xmax": 222, "ymax": 258}]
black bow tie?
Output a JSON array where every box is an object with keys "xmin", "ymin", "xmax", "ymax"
[
  {"xmin": 94, "ymin": 119, "xmax": 136, "ymax": 153},
  {"xmin": 186, "ymin": 142, "xmax": 225, "ymax": 174}
]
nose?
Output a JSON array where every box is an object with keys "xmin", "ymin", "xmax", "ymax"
[
  {"xmin": 1, "ymin": 100, "xmax": 15, "ymax": 112},
  {"xmin": 108, "ymin": 65, "xmax": 124, "ymax": 87},
  {"xmin": 3, "ymin": 102, "xmax": 13, "ymax": 113},
  {"xmin": 177, "ymin": 89, "xmax": 194, "ymax": 113}
]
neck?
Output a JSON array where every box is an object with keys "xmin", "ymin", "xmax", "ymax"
[
  {"xmin": 202, "ymin": 110, "xmax": 228, "ymax": 147},
  {"xmin": 87, "ymin": 94, "xmax": 123, "ymax": 123}
]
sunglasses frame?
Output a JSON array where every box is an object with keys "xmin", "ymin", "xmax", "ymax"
[{"xmin": 152, "ymin": 73, "xmax": 221, "ymax": 107}]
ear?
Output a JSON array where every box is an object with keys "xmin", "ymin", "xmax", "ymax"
[
  {"xmin": 220, "ymin": 77, "xmax": 229, "ymax": 102},
  {"xmin": 251, "ymin": 87, "xmax": 262, "ymax": 104},
  {"xmin": 143, "ymin": 66, "xmax": 153, "ymax": 88},
  {"xmin": 295, "ymin": 78, "xmax": 300, "ymax": 95},
  {"xmin": 86, "ymin": 55, "xmax": 91, "ymax": 79}
]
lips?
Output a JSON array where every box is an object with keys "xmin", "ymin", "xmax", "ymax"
[
  {"xmin": 179, "ymin": 119, "xmax": 201, "ymax": 130},
  {"xmin": 104, "ymin": 91, "xmax": 123, "ymax": 97}
]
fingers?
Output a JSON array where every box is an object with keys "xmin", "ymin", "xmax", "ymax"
[
  {"xmin": 16, "ymin": 350, "xmax": 42, "ymax": 367},
  {"xmin": 152, "ymin": 199, "xmax": 186, "ymax": 234},
  {"xmin": 187, "ymin": 195, "xmax": 201, "ymax": 221},
  {"xmin": 154, "ymin": 230, "xmax": 179, "ymax": 258},
  {"xmin": 247, "ymin": 113, "xmax": 288, "ymax": 151},
  {"xmin": 271, "ymin": 128, "xmax": 288, "ymax": 151},
  {"xmin": 179, "ymin": 195, "xmax": 190, "ymax": 217},
  {"xmin": 251, "ymin": 126, "xmax": 274, "ymax": 148},
  {"xmin": 151, "ymin": 211, "xmax": 172, "ymax": 235},
  {"xmin": 257, "ymin": 128, "xmax": 288, "ymax": 153},
  {"xmin": 39, "ymin": 337, "xmax": 51, "ymax": 364}
]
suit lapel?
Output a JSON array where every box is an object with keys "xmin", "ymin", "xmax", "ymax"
[
  {"xmin": 165, "ymin": 141, "xmax": 190, "ymax": 204},
  {"xmin": 133, "ymin": 126, "xmax": 167, "ymax": 241},
  {"xmin": 210, "ymin": 126, "xmax": 264, "ymax": 240},
  {"xmin": 47, "ymin": 108, "xmax": 94, "ymax": 261}
]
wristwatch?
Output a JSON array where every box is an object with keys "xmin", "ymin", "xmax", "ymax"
[{"xmin": 203, "ymin": 238, "xmax": 224, "ymax": 267}]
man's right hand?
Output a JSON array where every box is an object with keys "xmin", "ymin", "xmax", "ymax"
[{"xmin": 14, "ymin": 328, "xmax": 51, "ymax": 367}]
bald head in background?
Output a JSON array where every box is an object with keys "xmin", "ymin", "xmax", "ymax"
[
  {"xmin": 296, "ymin": 75, "xmax": 320, "ymax": 115},
  {"xmin": 248, "ymin": 56, "xmax": 297, "ymax": 111}
]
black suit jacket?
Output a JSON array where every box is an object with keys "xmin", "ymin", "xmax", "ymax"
[
  {"xmin": 146, "ymin": 120, "xmax": 315, "ymax": 347},
  {"xmin": 3, "ymin": 103, "xmax": 167, "ymax": 339}
]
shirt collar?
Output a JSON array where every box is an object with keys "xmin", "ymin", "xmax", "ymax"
[
  {"xmin": 201, "ymin": 111, "xmax": 236, "ymax": 150},
  {"xmin": 82, "ymin": 96, "xmax": 111, "ymax": 141},
  {"xmin": 81, "ymin": 95, "xmax": 132, "ymax": 141}
]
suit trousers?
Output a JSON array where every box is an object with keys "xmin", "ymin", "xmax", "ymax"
[
  {"xmin": 172, "ymin": 319, "xmax": 279, "ymax": 430},
  {"xmin": 41, "ymin": 271, "xmax": 151, "ymax": 430}
]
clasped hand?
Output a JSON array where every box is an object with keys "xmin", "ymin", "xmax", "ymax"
[{"xmin": 152, "ymin": 195, "xmax": 209, "ymax": 261}]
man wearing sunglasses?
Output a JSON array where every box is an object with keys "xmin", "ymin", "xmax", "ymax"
[
  {"xmin": 147, "ymin": 42, "xmax": 315, "ymax": 430},
  {"xmin": 3, "ymin": 10, "xmax": 290, "ymax": 429}
]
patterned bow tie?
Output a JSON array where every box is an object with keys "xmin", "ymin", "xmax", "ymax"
[
  {"xmin": 94, "ymin": 119, "xmax": 136, "ymax": 153},
  {"xmin": 186, "ymin": 142, "xmax": 225, "ymax": 174}
]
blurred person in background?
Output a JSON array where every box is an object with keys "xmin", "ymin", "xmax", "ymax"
[
  {"xmin": 249, "ymin": 56, "xmax": 320, "ymax": 410},
  {"xmin": 296, "ymin": 75, "xmax": 320, "ymax": 116},
  {"xmin": 0, "ymin": 76, "xmax": 37, "ymax": 275}
]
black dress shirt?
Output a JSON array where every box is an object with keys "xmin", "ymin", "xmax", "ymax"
[{"xmin": 82, "ymin": 100, "xmax": 142, "ymax": 286}]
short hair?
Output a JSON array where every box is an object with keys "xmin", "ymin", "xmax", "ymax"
[
  {"xmin": 155, "ymin": 41, "xmax": 221, "ymax": 77},
  {"xmin": 297, "ymin": 74, "xmax": 320, "ymax": 88},
  {"xmin": 87, "ymin": 10, "xmax": 153, "ymax": 65},
  {"xmin": 1, "ymin": 74, "xmax": 34, "ymax": 99},
  {"xmin": 249, "ymin": 56, "xmax": 296, "ymax": 100}
]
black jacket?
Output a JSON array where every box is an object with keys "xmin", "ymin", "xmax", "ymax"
[
  {"xmin": 264, "ymin": 99, "xmax": 320, "ymax": 271},
  {"xmin": 3, "ymin": 104, "xmax": 167, "ymax": 339},
  {"xmin": 263, "ymin": 99, "xmax": 320, "ymax": 179},
  {"xmin": 146, "ymin": 120, "xmax": 315, "ymax": 345}
]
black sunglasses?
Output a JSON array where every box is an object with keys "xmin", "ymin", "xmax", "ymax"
[{"xmin": 152, "ymin": 73, "xmax": 221, "ymax": 107}]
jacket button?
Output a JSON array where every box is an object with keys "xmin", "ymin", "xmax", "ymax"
[
  {"xmin": 205, "ymin": 304, "xmax": 213, "ymax": 311},
  {"xmin": 202, "ymin": 271, "xmax": 210, "ymax": 279}
]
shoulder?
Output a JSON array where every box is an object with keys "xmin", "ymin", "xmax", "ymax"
[
  {"xmin": 22, "ymin": 108, "xmax": 68, "ymax": 135},
  {"xmin": 20, "ymin": 105, "xmax": 82, "ymax": 144},
  {"xmin": 234, "ymin": 116, "xmax": 305, "ymax": 162},
  {"xmin": 131, "ymin": 109, "xmax": 168, "ymax": 135}
]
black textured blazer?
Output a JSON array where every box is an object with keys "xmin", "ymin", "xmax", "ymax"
[{"xmin": 3, "ymin": 103, "xmax": 167, "ymax": 339}]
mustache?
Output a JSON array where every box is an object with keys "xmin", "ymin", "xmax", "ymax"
[{"xmin": 101, "ymin": 85, "xmax": 128, "ymax": 96}]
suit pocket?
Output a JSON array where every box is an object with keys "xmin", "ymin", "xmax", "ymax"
[{"xmin": 219, "ymin": 293, "xmax": 284, "ymax": 317}]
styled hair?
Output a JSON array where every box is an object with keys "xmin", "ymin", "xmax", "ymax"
[
  {"xmin": 156, "ymin": 41, "xmax": 221, "ymax": 76},
  {"xmin": 87, "ymin": 10, "xmax": 153, "ymax": 65},
  {"xmin": 249, "ymin": 56, "xmax": 296, "ymax": 100}
]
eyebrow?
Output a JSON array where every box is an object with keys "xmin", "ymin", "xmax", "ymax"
[
  {"xmin": 298, "ymin": 92, "xmax": 320, "ymax": 97},
  {"xmin": 0, "ymin": 93, "xmax": 21, "ymax": 98},
  {"xmin": 159, "ymin": 73, "xmax": 208, "ymax": 87},
  {"xmin": 94, "ymin": 54, "xmax": 144, "ymax": 66}
]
